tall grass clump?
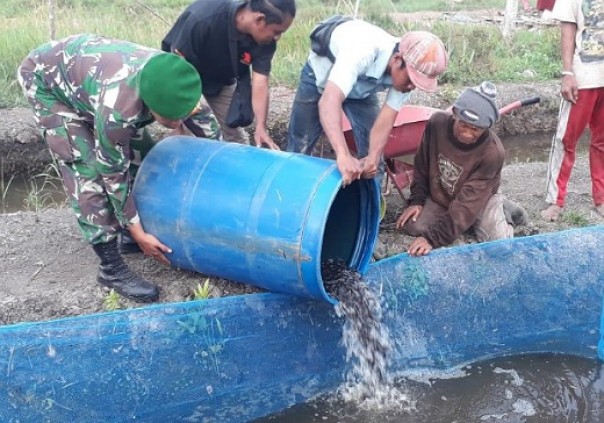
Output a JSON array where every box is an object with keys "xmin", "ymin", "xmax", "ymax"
[
  {"xmin": 2, "ymin": 0, "xmax": 193, "ymax": 106},
  {"xmin": 24, "ymin": 162, "xmax": 65, "ymax": 212},
  {"xmin": 431, "ymin": 21, "xmax": 560, "ymax": 85},
  {"xmin": 391, "ymin": 0, "xmax": 507, "ymax": 13},
  {"xmin": 1, "ymin": 0, "xmax": 562, "ymax": 106},
  {"xmin": 499, "ymin": 28, "xmax": 561, "ymax": 80}
]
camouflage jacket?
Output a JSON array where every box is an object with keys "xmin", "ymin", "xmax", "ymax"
[{"xmin": 24, "ymin": 34, "xmax": 160, "ymax": 227}]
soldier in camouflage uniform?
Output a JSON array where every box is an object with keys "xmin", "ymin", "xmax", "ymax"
[{"xmin": 18, "ymin": 34, "xmax": 205, "ymax": 302}]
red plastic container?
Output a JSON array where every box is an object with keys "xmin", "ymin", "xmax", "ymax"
[{"xmin": 343, "ymin": 105, "xmax": 439, "ymax": 159}]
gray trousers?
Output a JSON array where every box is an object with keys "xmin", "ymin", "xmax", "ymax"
[
  {"xmin": 205, "ymin": 83, "xmax": 250, "ymax": 144},
  {"xmin": 405, "ymin": 194, "xmax": 513, "ymax": 243}
]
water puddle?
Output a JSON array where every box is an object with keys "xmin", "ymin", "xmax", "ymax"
[
  {"xmin": 1, "ymin": 173, "xmax": 66, "ymax": 213},
  {"xmin": 259, "ymin": 354, "xmax": 604, "ymax": 422},
  {"xmin": 503, "ymin": 131, "xmax": 589, "ymax": 164}
]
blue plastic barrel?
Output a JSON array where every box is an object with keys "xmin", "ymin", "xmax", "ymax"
[{"xmin": 133, "ymin": 136, "xmax": 380, "ymax": 303}]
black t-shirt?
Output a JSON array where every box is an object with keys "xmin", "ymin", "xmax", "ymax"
[{"xmin": 162, "ymin": 0, "xmax": 276, "ymax": 97}]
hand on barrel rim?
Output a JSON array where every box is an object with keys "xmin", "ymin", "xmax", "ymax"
[
  {"xmin": 360, "ymin": 155, "xmax": 379, "ymax": 179},
  {"xmin": 254, "ymin": 125, "xmax": 281, "ymax": 150},
  {"xmin": 336, "ymin": 154, "xmax": 363, "ymax": 186}
]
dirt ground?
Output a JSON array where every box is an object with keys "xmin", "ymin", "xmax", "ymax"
[{"xmin": 2, "ymin": 82, "xmax": 602, "ymax": 327}]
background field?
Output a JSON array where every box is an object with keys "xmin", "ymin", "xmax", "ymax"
[{"xmin": 1, "ymin": 0, "xmax": 559, "ymax": 107}]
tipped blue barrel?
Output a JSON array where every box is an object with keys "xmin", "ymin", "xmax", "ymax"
[{"xmin": 133, "ymin": 136, "xmax": 380, "ymax": 303}]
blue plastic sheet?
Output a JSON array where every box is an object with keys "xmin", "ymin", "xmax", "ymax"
[{"xmin": 1, "ymin": 226, "xmax": 604, "ymax": 422}]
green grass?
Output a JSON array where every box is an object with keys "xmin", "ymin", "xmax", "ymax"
[
  {"xmin": 192, "ymin": 278, "xmax": 212, "ymax": 300},
  {"xmin": 103, "ymin": 289, "xmax": 122, "ymax": 311},
  {"xmin": 23, "ymin": 163, "xmax": 65, "ymax": 213},
  {"xmin": 561, "ymin": 211, "xmax": 590, "ymax": 227},
  {"xmin": 1, "ymin": 0, "xmax": 559, "ymax": 108},
  {"xmin": 0, "ymin": 172, "xmax": 16, "ymax": 214}
]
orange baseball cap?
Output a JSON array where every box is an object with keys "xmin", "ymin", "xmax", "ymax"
[{"xmin": 399, "ymin": 31, "xmax": 448, "ymax": 93}]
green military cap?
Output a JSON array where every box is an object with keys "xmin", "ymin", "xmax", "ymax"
[{"xmin": 138, "ymin": 53, "xmax": 201, "ymax": 120}]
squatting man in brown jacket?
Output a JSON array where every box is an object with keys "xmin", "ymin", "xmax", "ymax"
[{"xmin": 396, "ymin": 81, "xmax": 528, "ymax": 256}]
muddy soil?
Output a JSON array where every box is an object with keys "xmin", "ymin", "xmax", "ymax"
[{"xmin": 2, "ymin": 82, "xmax": 602, "ymax": 326}]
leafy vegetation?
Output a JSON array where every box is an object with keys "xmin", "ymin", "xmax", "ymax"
[
  {"xmin": 0, "ymin": 160, "xmax": 16, "ymax": 213},
  {"xmin": 23, "ymin": 163, "xmax": 65, "ymax": 213},
  {"xmin": 561, "ymin": 211, "xmax": 590, "ymax": 227},
  {"xmin": 1, "ymin": 0, "xmax": 560, "ymax": 107},
  {"xmin": 193, "ymin": 278, "xmax": 212, "ymax": 300},
  {"xmin": 103, "ymin": 289, "xmax": 122, "ymax": 311}
]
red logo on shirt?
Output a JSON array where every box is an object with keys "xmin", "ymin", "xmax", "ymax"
[{"xmin": 240, "ymin": 52, "xmax": 252, "ymax": 65}]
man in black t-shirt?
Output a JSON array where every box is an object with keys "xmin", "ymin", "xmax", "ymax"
[{"xmin": 162, "ymin": 0, "xmax": 295, "ymax": 149}]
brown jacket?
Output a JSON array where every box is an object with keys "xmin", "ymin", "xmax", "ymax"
[{"xmin": 409, "ymin": 112, "xmax": 505, "ymax": 247}]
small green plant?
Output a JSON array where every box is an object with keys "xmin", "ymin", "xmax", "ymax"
[
  {"xmin": 24, "ymin": 178, "xmax": 52, "ymax": 212},
  {"xmin": 561, "ymin": 211, "xmax": 590, "ymax": 227},
  {"xmin": 177, "ymin": 310, "xmax": 225, "ymax": 373},
  {"xmin": 103, "ymin": 289, "xmax": 122, "ymax": 311},
  {"xmin": 0, "ymin": 171, "xmax": 15, "ymax": 213},
  {"xmin": 23, "ymin": 162, "xmax": 64, "ymax": 213},
  {"xmin": 193, "ymin": 278, "xmax": 211, "ymax": 300}
]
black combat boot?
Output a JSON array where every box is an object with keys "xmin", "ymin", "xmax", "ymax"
[
  {"xmin": 118, "ymin": 230, "xmax": 142, "ymax": 254},
  {"xmin": 92, "ymin": 239, "xmax": 159, "ymax": 302}
]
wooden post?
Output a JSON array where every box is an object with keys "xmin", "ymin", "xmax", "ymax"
[
  {"xmin": 502, "ymin": 0, "xmax": 519, "ymax": 39},
  {"xmin": 48, "ymin": 0, "xmax": 56, "ymax": 40}
]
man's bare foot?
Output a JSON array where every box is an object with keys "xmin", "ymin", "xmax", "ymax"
[
  {"xmin": 595, "ymin": 204, "xmax": 604, "ymax": 217},
  {"xmin": 541, "ymin": 205, "xmax": 562, "ymax": 222}
]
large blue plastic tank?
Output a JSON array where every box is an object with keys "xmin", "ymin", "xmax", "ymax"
[{"xmin": 133, "ymin": 137, "xmax": 380, "ymax": 303}]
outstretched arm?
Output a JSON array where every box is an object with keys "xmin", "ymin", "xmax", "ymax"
[
  {"xmin": 362, "ymin": 104, "xmax": 398, "ymax": 178},
  {"xmin": 319, "ymin": 81, "xmax": 362, "ymax": 185},
  {"xmin": 251, "ymin": 71, "xmax": 279, "ymax": 150}
]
